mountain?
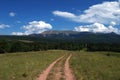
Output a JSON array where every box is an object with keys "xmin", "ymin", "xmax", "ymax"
[
  {"xmin": 29, "ymin": 30, "xmax": 79, "ymax": 37},
  {"xmin": 30, "ymin": 30, "xmax": 120, "ymax": 37},
  {"xmin": 0, "ymin": 30, "xmax": 120, "ymax": 43},
  {"xmin": 29, "ymin": 31, "xmax": 120, "ymax": 42},
  {"xmin": 1, "ymin": 31, "xmax": 120, "ymax": 53},
  {"xmin": 41, "ymin": 30, "xmax": 78, "ymax": 35},
  {"xmin": 28, "ymin": 30, "xmax": 120, "ymax": 43}
]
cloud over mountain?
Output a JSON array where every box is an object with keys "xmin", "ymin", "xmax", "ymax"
[
  {"xmin": 12, "ymin": 21, "xmax": 52, "ymax": 35},
  {"xmin": 53, "ymin": 1, "xmax": 120, "ymax": 34},
  {"xmin": 74, "ymin": 22, "xmax": 120, "ymax": 34}
]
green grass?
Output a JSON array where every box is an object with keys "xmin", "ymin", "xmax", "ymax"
[
  {"xmin": 0, "ymin": 50, "xmax": 64, "ymax": 80},
  {"xmin": 1, "ymin": 50, "xmax": 120, "ymax": 80},
  {"xmin": 70, "ymin": 51, "xmax": 120, "ymax": 80}
]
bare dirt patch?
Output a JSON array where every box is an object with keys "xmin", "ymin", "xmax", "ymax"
[
  {"xmin": 64, "ymin": 54, "xmax": 75, "ymax": 80},
  {"xmin": 47, "ymin": 56, "xmax": 66, "ymax": 80},
  {"xmin": 37, "ymin": 56, "xmax": 64, "ymax": 80},
  {"xmin": 37, "ymin": 54, "xmax": 75, "ymax": 80}
]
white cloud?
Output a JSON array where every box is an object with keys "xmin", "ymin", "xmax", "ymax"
[
  {"xmin": 79, "ymin": 1, "xmax": 120, "ymax": 24},
  {"xmin": 12, "ymin": 32, "xmax": 24, "ymax": 35},
  {"xmin": 53, "ymin": 1, "xmax": 120, "ymax": 34},
  {"xmin": 119, "ymin": 0, "xmax": 120, "ymax": 7},
  {"xmin": 53, "ymin": 10, "xmax": 76, "ymax": 19},
  {"xmin": 9, "ymin": 12, "xmax": 16, "ymax": 17},
  {"xmin": 110, "ymin": 21, "xmax": 116, "ymax": 26},
  {"xmin": 74, "ymin": 22, "xmax": 120, "ymax": 34},
  {"xmin": 12, "ymin": 21, "xmax": 52, "ymax": 35},
  {"xmin": 0, "ymin": 24, "xmax": 10, "ymax": 29},
  {"xmin": 53, "ymin": 1, "xmax": 120, "ymax": 25}
]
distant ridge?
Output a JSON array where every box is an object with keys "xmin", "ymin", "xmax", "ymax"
[
  {"xmin": 29, "ymin": 30, "xmax": 119, "ymax": 37},
  {"xmin": 41, "ymin": 30, "xmax": 79, "ymax": 34},
  {"xmin": 0, "ymin": 30, "xmax": 120, "ymax": 44},
  {"xmin": 27, "ymin": 30, "xmax": 120, "ymax": 43}
]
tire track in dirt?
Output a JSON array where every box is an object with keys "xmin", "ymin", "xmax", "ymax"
[
  {"xmin": 64, "ymin": 54, "xmax": 75, "ymax": 80},
  {"xmin": 37, "ymin": 56, "xmax": 64, "ymax": 80},
  {"xmin": 47, "ymin": 55, "xmax": 69, "ymax": 80},
  {"xmin": 47, "ymin": 55, "xmax": 66, "ymax": 80},
  {"xmin": 37, "ymin": 54, "xmax": 75, "ymax": 80}
]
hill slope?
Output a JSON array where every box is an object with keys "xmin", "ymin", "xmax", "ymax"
[{"xmin": 0, "ymin": 31, "xmax": 120, "ymax": 43}]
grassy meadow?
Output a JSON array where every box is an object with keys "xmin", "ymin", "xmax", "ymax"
[
  {"xmin": 0, "ymin": 50, "xmax": 120, "ymax": 80},
  {"xmin": 0, "ymin": 50, "xmax": 64, "ymax": 80},
  {"xmin": 70, "ymin": 51, "xmax": 120, "ymax": 80}
]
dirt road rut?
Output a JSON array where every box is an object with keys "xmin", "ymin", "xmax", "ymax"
[{"xmin": 37, "ymin": 54, "xmax": 75, "ymax": 80}]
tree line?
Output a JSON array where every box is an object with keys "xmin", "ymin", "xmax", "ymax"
[{"xmin": 0, "ymin": 39, "xmax": 120, "ymax": 54}]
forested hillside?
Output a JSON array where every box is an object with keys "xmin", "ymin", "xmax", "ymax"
[{"xmin": 0, "ymin": 31, "xmax": 120, "ymax": 53}]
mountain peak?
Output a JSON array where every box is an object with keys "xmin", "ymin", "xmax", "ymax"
[{"xmin": 41, "ymin": 30, "xmax": 79, "ymax": 35}]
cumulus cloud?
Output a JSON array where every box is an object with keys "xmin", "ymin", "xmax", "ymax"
[
  {"xmin": 0, "ymin": 24, "xmax": 10, "ymax": 29},
  {"xmin": 79, "ymin": 1, "xmax": 120, "ymax": 24},
  {"xmin": 74, "ymin": 22, "xmax": 120, "ymax": 34},
  {"xmin": 53, "ymin": 1, "xmax": 120, "ymax": 34},
  {"xmin": 9, "ymin": 12, "xmax": 16, "ymax": 17},
  {"xmin": 12, "ymin": 21, "xmax": 52, "ymax": 35},
  {"xmin": 53, "ymin": 1, "xmax": 120, "ymax": 24}
]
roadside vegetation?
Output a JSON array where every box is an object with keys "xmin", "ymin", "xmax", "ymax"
[
  {"xmin": 70, "ymin": 51, "xmax": 120, "ymax": 80},
  {"xmin": 0, "ymin": 50, "xmax": 120, "ymax": 80},
  {"xmin": 0, "ymin": 50, "xmax": 64, "ymax": 80}
]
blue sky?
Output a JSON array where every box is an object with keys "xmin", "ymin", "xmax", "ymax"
[{"xmin": 0, "ymin": 0, "xmax": 120, "ymax": 35}]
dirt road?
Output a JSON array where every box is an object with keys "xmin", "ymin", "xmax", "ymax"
[
  {"xmin": 64, "ymin": 54, "xmax": 75, "ymax": 80},
  {"xmin": 37, "ymin": 54, "xmax": 75, "ymax": 80}
]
